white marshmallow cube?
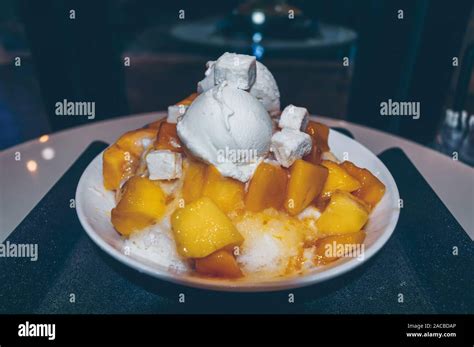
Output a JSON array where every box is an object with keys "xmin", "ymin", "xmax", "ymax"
[
  {"xmin": 278, "ymin": 104, "xmax": 309, "ymax": 131},
  {"xmin": 146, "ymin": 150, "xmax": 182, "ymax": 180},
  {"xmin": 270, "ymin": 128, "xmax": 312, "ymax": 168},
  {"xmin": 167, "ymin": 104, "xmax": 188, "ymax": 124},
  {"xmin": 214, "ymin": 53, "xmax": 256, "ymax": 90}
]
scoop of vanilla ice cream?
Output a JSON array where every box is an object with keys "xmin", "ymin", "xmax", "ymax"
[
  {"xmin": 250, "ymin": 62, "xmax": 281, "ymax": 116},
  {"xmin": 197, "ymin": 54, "xmax": 281, "ymax": 116},
  {"xmin": 177, "ymin": 82, "xmax": 273, "ymax": 182}
]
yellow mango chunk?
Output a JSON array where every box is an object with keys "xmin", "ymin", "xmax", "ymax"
[
  {"xmin": 316, "ymin": 190, "xmax": 369, "ymax": 235},
  {"xmin": 305, "ymin": 121, "xmax": 330, "ymax": 152},
  {"xmin": 245, "ymin": 162, "xmax": 288, "ymax": 212},
  {"xmin": 115, "ymin": 128, "xmax": 158, "ymax": 158},
  {"xmin": 303, "ymin": 121, "xmax": 330, "ymax": 165},
  {"xmin": 171, "ymin": 197, "xmax": 244, "ymax": 258},
  {"xmin": 202, "ymin": 166, "xmax": 245, "ymax": 213},
  {"xmin": 110, "ymin": 210, "xmax": 153, "ymax": 237},
  {"xmin": 303, "ymin": 143, "xmax": 323, "ymax": 165},
  {"xmin": 182, "ymin": 160, "xmax": 207, "ymax": 203},
  {"xmin": 103, "ymin": 128, "xmax": 158, "ymax": 190},
  {"xmin": 103, "ymin": 144, "xmax": 138, "ymax": 191},
  {"xmin": 320, "ymin": 160, "xmax": 361, "ymax": 198},
  {"xmin": 340, "ymin": 161, "xmax": 385, "ymax": 209},
  {"xmin": 154, "ymin": 122, "xmax": 182, "ymax": 153},
  {"xmin": 285, "ymin": 159, "xmax": 328, "ymax": 216},
  {"xmin": 111, "ymin": 176, "xmax": 166, "ymax": 236},
  {"xmin": 195, "ymin": 249, "xmax": 243, "ymax": 278},
  {"xmin": 314, "ymin": 231, "xmax": 366, "ymax": 264}
]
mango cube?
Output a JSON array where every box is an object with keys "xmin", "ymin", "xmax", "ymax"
[
  {"xmin": 303, "ymin": 142, "xmax": 323, "ymax": 165},
  {"xmin": 320, "ymin": 160, "xmax": 361, "ymax": 198},
  {"xmin": 182, "ymin": 160, "xmax": 207, "ymax": 203},
  {"xmin": 103, "ymin": 144, "xmax": 138, "ymax": 191},
  {"xmin": 171, "ymin": 197, "xmax": 244, "ymax": 258},
  {"xmin": 303, "ymin": 121, "xmax": 330, "ymax": 165},
  {"xmin": 195, "ymin": 249, "xmax": 243, "ymax": 278},
  {"xmin": 314, "ymin": 231, "xmax": 366, "ymax": 264},
  {"xmin": 115, "ymin": 128, "xmax": 158, "ymax": 157},
  {"xmin": 154, "ymin": 122, "xmax": 182, "ymax": 153},
  {"xmin": 316, "ymin": 190, "xmax": 369, "ymax": 235},
  {"xmin": 103, "ymin": 128, "xmax": 158, "ymax": 190},
  {"xmin": 202, "ymin": 166, "xmax": 245, "ymax": 213},
  {"xmin": 285, "ymin": 159, "xmax": 328, "ymax": 215},
  {"xmin": 110, "ymin": 210, "xmax": 153, "ymax": 237},
  {"xmin": 245, "ymin": 162, "xmax": 288, "ymax": 212},
  {"xmin": 340, "ymin": 161, "xmax": 385, "ymax": 209},
  {"xmin": 111, "ymin": 176, "xmax": 167, "ymax": 236},
  {"xmin": 305, "ymin": 121, "xmax": 330, "ymax": 152}
]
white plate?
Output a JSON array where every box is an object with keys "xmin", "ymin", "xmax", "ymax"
[{"xmin": 76, "ymin": 125, "xmax": 400, "ymax": 292}]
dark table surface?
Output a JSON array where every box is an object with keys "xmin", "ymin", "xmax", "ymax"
[{"xmin": 0, "ymin": 140, "xmax": 472, "ymax": 314}]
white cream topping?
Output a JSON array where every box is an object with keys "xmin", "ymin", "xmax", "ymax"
[
  {"xmin": 197, "ymin": 53, "xmax": 280, "ymax": 116},
  {"xmin": 177, "ymin": 82, "xmax": 273, "ymax": 182}
]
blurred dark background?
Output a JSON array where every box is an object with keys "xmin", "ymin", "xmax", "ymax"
[{"xmin": 1, "ymin": 0, "xmax": 473, "ymax": 163}]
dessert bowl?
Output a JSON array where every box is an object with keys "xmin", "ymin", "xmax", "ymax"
[
  {"xmin": 77, "ymin": 52, "xmax": 399, "ymax": 291},
  {"xmin": 76, "ymin": 119, "xmax": 400, "ymax": 292}
]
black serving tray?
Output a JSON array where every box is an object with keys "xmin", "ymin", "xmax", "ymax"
[{"xmin": 0, "ymin": 140, "xmax": 472, "ymax": 314}]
